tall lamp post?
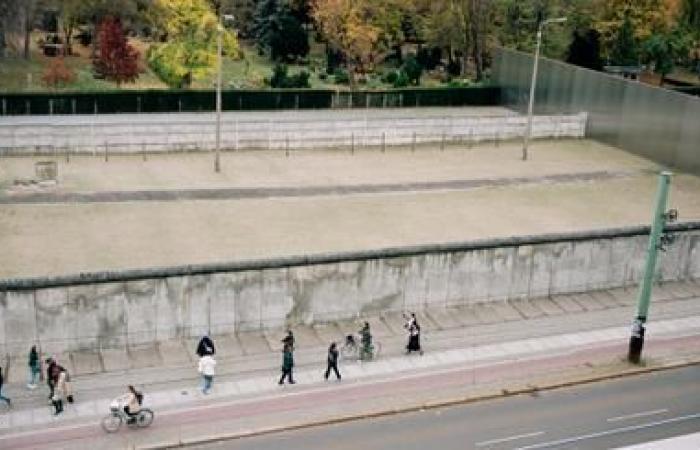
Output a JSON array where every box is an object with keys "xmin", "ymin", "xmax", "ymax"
[
  {"xmin": 522, "ymin": 17, "xmax": 567, "ymax": 161},
  {"xmin": 215, "ymin": 14, "xmax": 235, "ymax": 173}
]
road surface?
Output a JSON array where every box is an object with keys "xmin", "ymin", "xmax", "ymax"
[{"xmin": 192, "ymin": 365, "xmax": 700, "ymax": 450}]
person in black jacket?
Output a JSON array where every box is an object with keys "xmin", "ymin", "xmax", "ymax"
[
  {"xmin": 324, "ymin": 342, "xmax": 341, "ymax": 381},
  {"xmin": 0, "ymin": 366, "xmax": 11, "ymax": 408},
  {"xmin": 196, "ymin": 335, "xmax": 216, "ymax": 358}
]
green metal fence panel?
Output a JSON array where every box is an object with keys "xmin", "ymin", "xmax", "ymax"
[{"xmin": 0, "ymin": 87, "xmax": 500, "ymax": 116}]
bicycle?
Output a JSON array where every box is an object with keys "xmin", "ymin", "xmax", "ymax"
[
  {"xmin": 340, "ymin": 334, "xmax": 382, "ymax": 361},
  {"xmin": 101, "ymin": 397, "xmax": 154, "ymax": 433}
]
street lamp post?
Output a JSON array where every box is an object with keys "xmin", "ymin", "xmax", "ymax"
[
  {"xmin": 522, "ymin": 17, "xmax": 567, "ymax": 161},
  {"xmin": 215, "ymin": 14, "xmax": 235, "ymax": 173}
]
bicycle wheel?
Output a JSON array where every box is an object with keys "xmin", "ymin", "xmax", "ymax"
[
  {"xmin": 101, "ymin": 413, "xmax": 122, "ymax": 433},
  {"xmin": 137, "ymin": 409, "xmax": 154, "ymax": 428}
]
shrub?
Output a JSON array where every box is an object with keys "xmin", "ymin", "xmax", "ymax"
[
  {"xmin": 333, "ymin": 68, "xmax": 350, "ymax": 85},
  {"xmin": 268, "ymin": 64, "xmax": 310, "ymax": 88},
  {"xmin": 42, "ymin": 58, "xmax": 76, "ymax": 88},
  {"xmin": 393, "ymin": 70, "xmax": 409, "ymax": 88},
  {"xmin": 382, "ymin": 70, "xmax": 398, "ymax": 84},
  {"xmin": 402, "ymin": 54, "xmax": 423, "ymax": 85}
]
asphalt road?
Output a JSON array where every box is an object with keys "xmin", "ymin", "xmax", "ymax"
[{"xmin": 192, "ymin": 365, "xmax": 700, "ymax": 450}]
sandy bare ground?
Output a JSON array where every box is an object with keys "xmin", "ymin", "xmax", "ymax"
[{"xmin": 1, "ymin": 139, "xmax": 699, "ymax": 279}]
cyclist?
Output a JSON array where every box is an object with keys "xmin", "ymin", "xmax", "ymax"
[
  {"xmin": 122, "ymin": 385, "xmax": 142, "ymax": 424},
  {"xmin": 359, "ymin": 322, "xmax": 373, "ymax": 360}
]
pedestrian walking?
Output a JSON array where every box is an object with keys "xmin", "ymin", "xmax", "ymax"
[
  {"xmin": 359, "ymin": 322, "xmax": 373, "ymax": 360},
  {"xmin": 0, "ymin": 366, "xmax": 11, "ymax": 408},
  {"xmin": 45, "ymin": 357, "xmax": 59, "ymax": 400},
  {"xmin": 281, "ymin": 329, "xmax": 295, "ymax": 350},
  {"xmin": 198, "ymin": 353, "xmax": 217, "ymax": 394},
  {"xmin": 52, "ymin": 368, "xmax": 67, "ymax": 415},
  {"xmin": 196, "ymin": 334, "xmax": 216, "ymax": 358},
  {"xmin": 27, "ymin": 345, "xmax": 40, "ymax": 389},
  {"xmin": 404, "ymin": 312, "xmax": 423, "ymax": 355},
  {"xmin": 278, "ymin": 343, "xmax": 295, "ymax": 385},
  {"xmin": 324, "ymin": 342, "xmax": 341, "ymax": 381}
]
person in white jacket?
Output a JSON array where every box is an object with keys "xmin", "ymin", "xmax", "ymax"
[{"xmin": 198, "ymin": 353, "xmax": 217, "ymax": 394}]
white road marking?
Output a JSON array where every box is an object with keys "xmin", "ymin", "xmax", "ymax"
[
  {"xmin": 476, "ymin": 431, "xmax": 545, "ymax": 447},
  {"xmin": 515, "ymin": 412, "xmax": 700, "ymax": 450},
  {"xmin": 607, "ymin": 408, "xmax": 669, "ymax": 423}
]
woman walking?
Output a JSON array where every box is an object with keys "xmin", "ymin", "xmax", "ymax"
[
  {"xmin": 27, "ymin": 346, "xmax": 40, "ymax": 389},
  {"xmin": 198, "ymin": 352, "xmax": 217, "ymax": 394},
  {"xmin": 404, "ymin": 313, "xmax": 423, "ymax": 355},
  {"xmin": 324, "ymin": 342, "xmax": 341, "ymax": 381},
  {"xmin": 52, "ymin": 368, "xmax": 67, "ymax": 415},
  {"xmin": 278, "ymin": 343, "xmax": 295, "ymax": 385}
]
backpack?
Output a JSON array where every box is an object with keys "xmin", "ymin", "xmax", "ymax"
[{"xmin": 135, "ymin": 391, "xmax": 144, "ymax": 406}]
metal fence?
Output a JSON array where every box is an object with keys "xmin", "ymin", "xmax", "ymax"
[
  {"xmin": 0, "ymin": 87, "xmax": 500, "ymax": 116},
  {"xmin": 493, "ymin": 47, "xmax": 700, "ymax": 175}
]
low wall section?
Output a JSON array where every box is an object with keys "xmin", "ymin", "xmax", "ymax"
[
  {"xmin": 1, "ymin": 224, "xmax": 698, "ymax": 356},
  {"xmin": 0, "ymin": 112, "xmax": 587, "ymax": 154}
]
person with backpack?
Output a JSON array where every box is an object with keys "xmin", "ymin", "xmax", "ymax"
[
  {"xmin": 0, "ymin": 366, "xmax": 11, "ymax": 408},
  {"xmin": 27, "ymin": 345, "xmax": 40, "ymax": 389},
  {"xmin": 198, "ymin": 353, "xmax": 217, "ymax": 394},
  {"xmin": 324, "ymin": 342, "xmax": 341, "ymax": 381},
  {"xmin": 196, "ymin": 334, "xmax": 215, "ymax": 358}
]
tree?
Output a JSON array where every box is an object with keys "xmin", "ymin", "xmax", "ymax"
[
  {"xmin": 42, "ymin": 57, "xmax": 76, "ymax": 87},
  {"xmin": 252, "ymin": 0, "xmax": 309, "ymax": 61},
  {"xmin": 93, "ymin": 16, "xmax": 140, "ymax": 86},
  {"xmin": 642, "ymin": 27, "xmax": 691, "ymax": 82},
  {"xmin": 566, "ymin": 28, "xmax": 603, "ymax": 70},
  {"xmin": 147, "ymin": 0, "xmax": 239, "ymax": 88},
  {"xmin": 610, "ymin": 14, "xmax": 638, "ymax": 66}
]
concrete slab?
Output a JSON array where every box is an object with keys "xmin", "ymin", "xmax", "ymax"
[
  {"xmin": 101, "ymin": 348, "xmax": 129, "ymax": 372},
  {"xmin": 471, "ymin": 304, "xmax": 503, "ymax": 324},
  {"xmin": 380, "ymin": 312, "xmax": 410, "ymax": 335},
  {"xmin": 313, "ymin": 323, "xmax": 344, "ymax": 346},
  {"xmin": 550, "ymin": 294, "xmax": 585, "ymax": 313},
  {"xmin": 158, "ymin": 340, "xmax": 193, "ymax": 366},
  {"xmin": 664, "ymin": 282, "xmax": 696, "ymax": 299},
  {"xmin": 530, "ymin": 297, "xmax": 566, "ymax": 316},
  {"xmin": 236, "ymin": 331, "xmax": 271, "ymax": 356},
  {"xmin": 211, "ymin": 336, "xmax": 245, "ymax": 359},
  {"xmin": 426, "ymin": 308, "xmax": 468, "ymax": 329},
  {"xmin": 606, "ymin": 288, "xmax": 636, "ymax": 306},
  {"xmin": 289, "ymin": 326, "xmax": 324, "ymax": 349},
  {"xmin": 7, "ymin": 355, "xmax": 27, "ymax": 384},
  {"xmin": 488, "ymin": 301, "xmax": 524, "ymax": 321},
  {"xmin": 128, "ymin": 346, "xmax": 162, "ymax": 370},
  {"xmin": 677, "ymin": 281, "xmax": 700, "ymax": 296},
  {"xmin": 571, "ymin": 293, "xmax": 606, "ymax": 311},
  {"xmin": 365, "ymin": 317, "xmax": 394, "ymax": 338},
  {"xmin": 415, "ymin": 311, "xmax": 440, "ymax": 331},
  {"xmin": 452, "ymin": 307, "xmax": 483, "ymax": 326},
  {"xmin": 70, "ymin": 351, "xmax": 103, "ymax": 376},
  {"xmin": 652, "ymin": 285, "xmax": 677, "ymax": 302},
  {"xmin": 510, "ymin": 299, "xmax": 545, "ymax": 319},
  {"xmin": 588, "ymin": 291, "xmax": 619, "ymax": 309}
]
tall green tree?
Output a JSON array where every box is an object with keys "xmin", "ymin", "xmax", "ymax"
[
  {"xmin": 252, "ymin": 0, "xmax": 309, "ymax": 61},
  {"xmin": 610, "ymin": 14, "xmax": 638, "ymax": 66}
]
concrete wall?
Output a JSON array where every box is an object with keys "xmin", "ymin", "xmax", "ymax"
[
  {"xmin": 0, "ymin": 112, "xmax": 587, "ymax": 154},
  {"xmin": 1, "ymin": 224, "xmax": 698, "ymax": 357}
]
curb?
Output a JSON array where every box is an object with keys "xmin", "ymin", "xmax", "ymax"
[{"xmin": 135, "ymin": 357, "xmax": 700, "ymax": 449}]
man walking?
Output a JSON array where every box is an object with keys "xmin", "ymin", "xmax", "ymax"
[
  {"xmin": 278, "ymin": 343, "xmax": 295, "ymax": 385},
  {"xmin": 324, "ymin": 342, "xmax": 341, "ymax": 381},
  {"xmin": 198, "ymin": 352, "xmax": 217, "ymax": 394},
  {"xmin": 0, "ymin": 366, "xmax": 11, "ymax": 408},
  {"xmin": 27, "ymin": 345, "xmax": 40, "ymax": 389}
]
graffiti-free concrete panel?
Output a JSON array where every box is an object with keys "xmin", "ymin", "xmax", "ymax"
[
  {"xmin": 260, "ymin": 268, "xmax": 292, "ymax": 328},
  {"xmin": 232, "ymin": 271, "xmax": 263, "ymax": 331},
  {"xmin": 487, "ymin": 248, "xmax": 515, "ymax": 301},
  {"xmin": 184, "ymin": 275, "xmax": 211, "ymax": 338},
  {"xmin": 422, "ymin": 253, "xmax": 451, "ymax": 307},
  {"xmin": 688, "ymin": 235, "xmax": 700, "ymax": 279},
  {"xmin": 402, "ymin": 255, "xmax": 429, "ymax": 311},
  {"xmin": 623, "ymin": 236, "xmax": 648, "ymax": 285},
  {"xmin": 93, "ymin": 283, "xmax": 127, "ymax": 350},
  {"xmin": 3, "ymin": 291, "xmax": 36, "ymax": 356},
  {"xmin": 35, "ymin": 288, "xmax": 70, "ymax": 355},
  {"xmin": 509, "ymin": 245, "xmax": 533, "ymax": 301},
  {"xmin": 125, "ymin": 280, "xmax": 157, "ymax": 346},
  {"xmin": 547, "ymin": 242, "xmax": 578, "ymax": 295},
  {"xmin": 0, "ymin": 292, "xmax": 6, "ymax": 355},
  {"xmin": 356, "ymin": 259, "xmax": 405, "ymax": 315},
  {"xmin": 294, "ymin": 262, "xmax": 362, "ymax": 323},
  {"xmin": 445, "ymin": 252, "xmax": 475, "ymax": 307},
  {"xmin": 154, "ymin": 278, "xmax": 186, "ymax": 341},
  {"xmin": 528, "ymin": 245, "xmax": 553, "ymax": 298},
  {"xmin": 208, "ymin": 273, "xmax": 238, "ymax": 335},
  {"xmin": 586, "ymin": 240, "xmax": 615, "ymax": 291}
]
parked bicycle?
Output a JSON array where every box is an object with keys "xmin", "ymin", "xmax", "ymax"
[
  {"xmin": 340, "ymin": 334, "xmax": 382, "ymax": 361},
  {"xmin": 101, "ymin": 394, "xmax": 154, "ymax": 433}
]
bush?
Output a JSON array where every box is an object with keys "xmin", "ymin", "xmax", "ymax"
[
  {"xmin": 402, "ymin": 54, "xmax": 423, "ymax": 85},
  {"xmin": 393, "ymin": 70, "xmax": 409, "ymax": 88},
  {"xmin": 333, "ymin": 68, "xmax": 350, "ymax": 85},
  {"xmin": 446, "ymin": 59, "xmax": 461, "ymax": 76},
  {"xmin": 268, "ymin": 64, "xmax": 310, "ymax": 88},
  {"xmin": 42, "ymin": 58, "xmax": 76, "ymax": 88}
]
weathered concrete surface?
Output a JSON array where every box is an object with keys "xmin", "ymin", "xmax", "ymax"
[
  {"xmin": 0, "ymin": 108, "xmax": 585, "ymax": 153},
  {"xmin": 0, "ymin": 228, "xmax": 698, "ymax": 356}
]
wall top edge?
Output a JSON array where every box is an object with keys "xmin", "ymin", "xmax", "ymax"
[{"xmin": 2, "ymin": 222, "xmax": 699, "ymax": 291}]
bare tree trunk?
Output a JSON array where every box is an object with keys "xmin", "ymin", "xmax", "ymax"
[
  {"xmin": 23, "ymin": 0, "xmax": 31, "ymax": 59},
  {"xmin": 469, "ymin": 0, "xmax": 484, "ymax": 81}
]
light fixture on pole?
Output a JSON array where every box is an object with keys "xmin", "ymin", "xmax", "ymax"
[
  {"xmin": 522, "ymin": 17, "xmax": 566, "ymax": 161},
  {"xmin": 215, "ymin": 14, "xmax": 235, "ymax": 173}
]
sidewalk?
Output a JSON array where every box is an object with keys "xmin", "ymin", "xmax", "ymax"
[{"xmin": 1, "ymin": 280, "xmax": 698, "ymax": 436}]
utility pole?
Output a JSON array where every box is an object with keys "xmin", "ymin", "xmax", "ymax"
[
  {"xmin": 628, "ymin": 171, "xmax": 675, "ymax": 364},
  {"xmin": 214, "ymin": 17, "xmax": 223, "ymax": 173}
]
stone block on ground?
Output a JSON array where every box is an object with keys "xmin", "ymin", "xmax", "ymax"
[
  {"xmin": 70, "ymin": 351, "xmax": 103, "ymax": 376},
  {"xmin": 530, "ymin": 297, "xmax": 566, "ymax": 316},
  {"xmin": 471, "ymin": 304, "xmax": 503, "ymax": 324},
  {"xmin": 550, "ymin": 294, "xmax": 585, "ymax": 313},
  {"xmin": 236, "ymin": 331, "xmax": 271, "ymax": 356},
  {"xmin": 159, "ymin": 340, "xmax": 193, "ymax": 366},
  {"xmin": 101, "ymin": 349, "xmax": 129, "ymax": 372},
  {"xmin": 571, "ymin": 293, "xmax": 605, "ymax": 311},
  {"xmin": 510, "ymin": 299, "xmax": 545, "ymax": 319},
  {"xmin": 128, "ymin": 345, "xmax": 162, "ymax": 370}
]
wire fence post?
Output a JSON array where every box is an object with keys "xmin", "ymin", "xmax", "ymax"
[
  {"xmin": 285, "ymin": 134, "xmax": 290, "ymax": 157},
  {"xmin": 411, "ymin": 132, "xmax": 416, "ymax": 152},
  {"xmin": 142, "ymin": 142, "xmax": 147, "ymax": 161},
  {"xmin": 351, "ymin": 132, "xmax": 355, "ymax": 154},
  {"xmin": 441, "ymin": 132, "xmax": 445, "ymax": 151},
  {"xmin": 104, "ymin": 142, "xmax": 109, "ymax": 162},
  {"xmin": 495, "ymin": 128, "xmax": 499, "ymax": 147},
  {"xmin": 65, "ymin": 145, "xmax": 69, "ymax": 163},
  {"xmin": 468, "ymin": 128, "xmax": 473, "ymax": 149},
  {"xmin": 381, "ymin": 132, "xmax": 385, "ymax": 153}
]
